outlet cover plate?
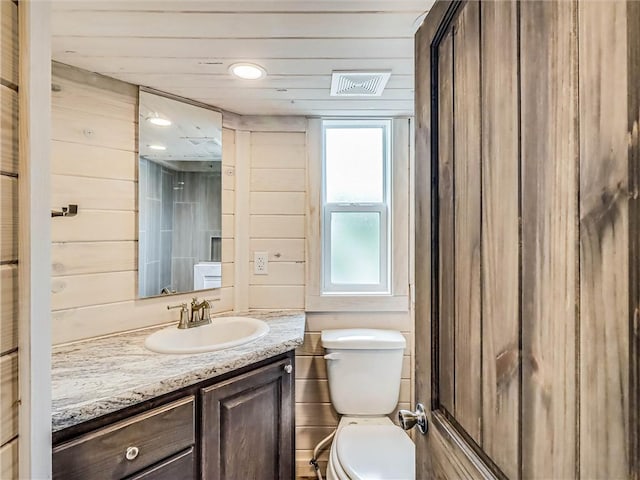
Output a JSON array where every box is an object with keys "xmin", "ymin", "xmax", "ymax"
[{"xmin": 254, "ymin": 251, "xmax": 268, "ymax": 275}]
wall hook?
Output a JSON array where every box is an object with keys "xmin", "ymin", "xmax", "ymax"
[{"xmin": 51, "ymin": 204, "xmax": 78, "ymax": 218}]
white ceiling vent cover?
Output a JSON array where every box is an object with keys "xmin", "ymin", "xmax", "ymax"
[{"xmin": 330, "ymin": 71, "xmax": 391, "ymax": 97}]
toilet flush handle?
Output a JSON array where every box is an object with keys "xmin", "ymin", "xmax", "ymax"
[
  {"xmin": 398, "ymin": 403, "xmax": 428, "ymax": 435},
  {"xmin": 323, "ymin": 353, "xmax": 341, "ymax": 360}
]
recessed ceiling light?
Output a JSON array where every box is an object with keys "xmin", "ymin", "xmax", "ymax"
[
  {"xmin": 148, "ymin": 144, "xmax": 166, "ymax": 151},
  {"xmin": 146, "ymin": 113, "xmax": 172, "ymax": 127},
  {"xmin": 229, "ymin": 62, "xmax": 267, "ymax": 80}
]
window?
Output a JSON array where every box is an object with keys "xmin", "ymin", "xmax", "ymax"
[{"xmin": 322, "ymin": 119, "xmax": 391, "ymax": 294}]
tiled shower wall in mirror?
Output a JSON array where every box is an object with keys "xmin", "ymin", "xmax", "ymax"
[{"xmin": 139, "ymin": 159, "xmax": 222, "ymax": 296}]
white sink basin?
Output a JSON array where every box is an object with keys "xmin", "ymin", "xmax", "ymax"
[{"xmin": 144, "ymin": 316, "xmax": 269, "ymax": 354}]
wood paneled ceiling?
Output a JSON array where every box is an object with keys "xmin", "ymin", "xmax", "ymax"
[{"xmin": 51, "ymin": 1, "xmax": 433, "ymax": 117}]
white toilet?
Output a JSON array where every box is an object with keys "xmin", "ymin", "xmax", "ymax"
[{"xmin": 321, "ymin": 329, "xmax": 415, "ymax": 480}]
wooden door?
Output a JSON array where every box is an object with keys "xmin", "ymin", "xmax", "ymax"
[
  {"xmin": 414, "ymin": 1, "xmax": 640, "ymax": 478},
  {"xmin": 200, "ymin": 357, "xmax": 294, "ymax": 480}
]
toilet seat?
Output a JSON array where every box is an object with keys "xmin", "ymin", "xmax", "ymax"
[
  {"xmin": 329, "ymin": 418, "xmax": 415, "ymax": 480},
  {"xmin": 329, "ymin": 443, "xmax": 349, "ymax": 480}
]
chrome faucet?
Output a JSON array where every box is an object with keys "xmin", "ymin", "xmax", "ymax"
[{"xmin": 167, "ymin": 297, "xmax": 219, "ymax": 329}]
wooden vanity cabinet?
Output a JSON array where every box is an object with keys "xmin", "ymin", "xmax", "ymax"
[
  {"xmin": 52, "ymin": 352, "xmax": 295, "ymax": 480},
  {"xmin": 201, "ymin": 357, "xmax": 294, "ymax": 480}
]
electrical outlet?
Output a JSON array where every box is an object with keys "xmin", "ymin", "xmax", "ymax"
[{"xmin": 254, "ymin": 251, "xmax": 269, "ymax": 275}]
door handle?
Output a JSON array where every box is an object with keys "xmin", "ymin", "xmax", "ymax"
[{"xmin": 398, "ymin": 403, "xmax": 428, "ymax": 435}]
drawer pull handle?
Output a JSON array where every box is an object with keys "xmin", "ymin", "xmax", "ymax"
[
  {"xmin": 284, "ymin": 364, "xmax": 293, "ymax": 374},
  {"xmin": 125, "ymin": 446, "xmax": 140, "ymax": 461}
]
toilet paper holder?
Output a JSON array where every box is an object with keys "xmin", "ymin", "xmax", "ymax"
[{"xmin": 51, "ymin": 204, "xmax": 78, "ymax": 218}]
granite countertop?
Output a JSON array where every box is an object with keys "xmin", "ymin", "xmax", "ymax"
[{"xmin": 51, "ymin": 310, "xmax": 305, "ymax": 432}]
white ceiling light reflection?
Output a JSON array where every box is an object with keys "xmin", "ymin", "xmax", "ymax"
[
  {"xmin": 146, "ymin": 113, "xmax": 172, "ymax": 127},
  {"xmin": 147, "ymin": 144, "xmax": 167, "ymax": 151}
]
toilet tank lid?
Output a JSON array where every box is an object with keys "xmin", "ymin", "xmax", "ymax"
[{"xmin": 321, "ymin": 329, "xmax": 406, "ymax": 349}]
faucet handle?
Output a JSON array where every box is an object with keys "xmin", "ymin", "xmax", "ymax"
[
  {"xmin": 167, "ymin": 303, "xmax": 190, "ymax": 329},
  {"xmin": 199, "ymin": 298, "xmax": 220, "ymax": 322},
  {"xmin": 167, "ymin": 302, "xmax": 187, "ymax": 311}
]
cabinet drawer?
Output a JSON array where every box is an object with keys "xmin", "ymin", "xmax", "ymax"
[
  {"xmin": 53, "ymin": 396, "xmax": 195, "ymax": 480},
  {"xmin": 125, "ymin": 447, "xmax": 195, "ymax": 480}
]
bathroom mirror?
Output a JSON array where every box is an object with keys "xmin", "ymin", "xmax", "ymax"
[{"xmin": 138, "ymin": 89, "xmax": 223, "ymax": 298}]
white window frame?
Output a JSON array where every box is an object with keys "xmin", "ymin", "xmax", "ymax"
[
  {"xmin": 321, "ymin": 119, "xmax": 392, "ymax": 294},
  {"xmin": 306, "ymin": 118, "xmax": 410, "ymax": 312}
]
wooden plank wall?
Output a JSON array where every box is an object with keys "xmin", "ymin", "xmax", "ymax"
[
  {"xmin": 0, "ymin": 0, "xmax": 18, "ymax": 477},
  {"xmin": 248, "ymin": 130, "xmax": 305, "ymax": 311},
  {"xmin": 50, "ymin": 62, "xmax": 235, "ymax": 344}
]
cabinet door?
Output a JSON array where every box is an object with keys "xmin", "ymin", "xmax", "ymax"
[{"xmin": 200, "ymin": 358, "xmax": 294, "ymax": 480}]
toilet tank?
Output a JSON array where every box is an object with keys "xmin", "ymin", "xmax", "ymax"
[{"xmin": 321, "ymin": 329, "xmax": 406, "ymax": 415}]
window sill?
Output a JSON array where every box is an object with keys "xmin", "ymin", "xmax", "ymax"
[{"xmin": 305, "ymin": 294, "xmax": 409, "ymax": 312}]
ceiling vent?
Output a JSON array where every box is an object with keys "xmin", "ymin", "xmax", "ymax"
[{"xmin": 330, "ymin": 71, "xmax": 391, "ymax": 97}]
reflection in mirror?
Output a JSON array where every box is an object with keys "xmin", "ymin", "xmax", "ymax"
[{"xmin": 138, "ymin": 90, "xmax": 222, "ymax": 298}]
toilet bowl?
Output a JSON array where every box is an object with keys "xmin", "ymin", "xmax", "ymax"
[
  {"xmin": 321, "ymin": 329, "xmax": 415, "ymax": 480},
  {"xmin": 326, "ymin": 416, "xmax": 415, "ymax": 480}
]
